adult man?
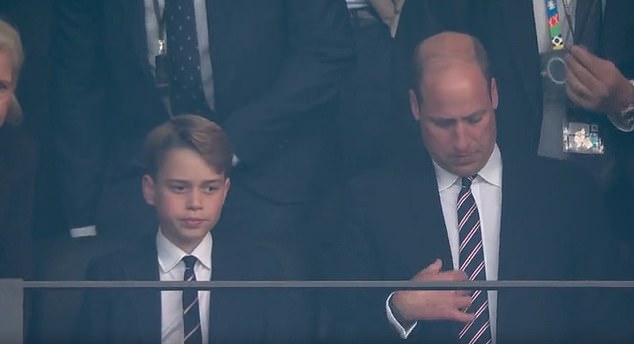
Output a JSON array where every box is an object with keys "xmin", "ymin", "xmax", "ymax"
[
  {"xmin": 336, "ymin": 32, "xmax": 617, "ymax": 343},
  {"xmin": 397, "ymin": 0, "xmax": 634, "ymax": 161}
]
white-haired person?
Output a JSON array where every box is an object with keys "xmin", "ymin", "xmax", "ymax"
[{"xmin": 0, "ymin": 18, "xmax": 37, "ymax": 280}]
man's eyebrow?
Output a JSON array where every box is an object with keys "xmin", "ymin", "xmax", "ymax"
[
  {"xmin": 464, "ymin": 109, "xmax": 486, "ymax": 120},
  {"xmin": 201, "ymin": 179, "xmax": 224, "ymax": 184}
]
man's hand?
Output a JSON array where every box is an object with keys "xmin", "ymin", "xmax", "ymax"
[
  {"xmin": 565, "ymin": 45, "xmax": 634, "ymax": 115},
  {"xmin": 390, "ymin": 259, "xmax": 474, "ymax": 323}
]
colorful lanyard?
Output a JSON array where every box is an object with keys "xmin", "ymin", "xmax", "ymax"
[{"xmin": 545, "ymin": 0, "xmax": 566, "ymax": 50}]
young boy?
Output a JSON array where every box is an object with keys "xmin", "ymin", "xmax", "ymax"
[{"xmin": 75, "ymin": 115, "xmax": 293, "ymax": 343}]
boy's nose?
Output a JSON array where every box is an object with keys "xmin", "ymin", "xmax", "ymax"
[{"xmin": 187, "ymin": 190, "xmax": 203, "ymax": 209}]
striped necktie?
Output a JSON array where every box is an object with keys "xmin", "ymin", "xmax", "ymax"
[
  {"xmin": 457, "ymin": 175, "xmax": 492, "ymax": 344},
  {"xmin": 182, "ymin": 255, "xmax": 202, "ymax": 344}
]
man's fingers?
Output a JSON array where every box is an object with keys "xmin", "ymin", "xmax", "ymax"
[
  {"xmin": 455, "ymin": 289, "xmax": 471, "ymax": 297},
  {"xmin": 453, "ymin": 295, "xmax": 473, "ymax": 310},
  {"xmin": 413, "ymin": 258, "xmax": 442, "ymax": 280},
  {"xmin": 569, "ymin": 45, "xmax": 603, "ymax": 79},
  {"xmin": 436, "ymin": 269, "xmax": 468, "ymax": 281},
  {"xmin": 565, "ymin": 53, "xmax": 602, "ymax": 94},
  {"xmin": 566, "ymin": 81, "xmax": 595, "ymax": 110},
  {"xmin": 566, "ymin": 68, "xmax": 592, "ymax": 98},
  {"xmin": 446, "ymin": 309, "xmax": 475, "ymax": 323}
]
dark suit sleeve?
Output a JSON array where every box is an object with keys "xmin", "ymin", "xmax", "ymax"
[
  {"xmin": 50, "ymin": 0, "xmax": 107, "ymax": 230},
  {"xmin": 222, "ymin": 0, "xmax": 354, "ymax": 167},
  {"xmin": 74, "ymin": 258, "xmax": 113, "ymax": 344}
]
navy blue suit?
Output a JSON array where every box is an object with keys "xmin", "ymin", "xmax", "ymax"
[
  {"xmin": 75, "ymin": 234, "xmax": 296, "ymax": 343},
  {"xmin": 329, "ymin": 145, "xmax": 618, "ymax": 343}
]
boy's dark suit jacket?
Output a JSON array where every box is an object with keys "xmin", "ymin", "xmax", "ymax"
[
  {"xmin": 75, "ymin": 234, "xmax": 295, "ymax": 343},
  {"xmin": 331, "ymin": 145, "xmax": 619, "ymax": 343}
]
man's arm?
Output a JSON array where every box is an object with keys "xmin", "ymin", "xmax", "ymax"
[
  {"xmin": 50, "ymin": 0, "xmax": 107, "ymax": 236},
  {"xmin": 222, "ymin": 0, "xmax": 355, "ymax": 167}
]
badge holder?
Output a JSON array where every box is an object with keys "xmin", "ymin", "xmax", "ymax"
[{"xmin": 540, "ymin": 50, "xmax": 605, "ymax": 156}]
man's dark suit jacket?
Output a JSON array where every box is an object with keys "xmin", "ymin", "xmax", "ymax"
[
  {"xmin": 332, "ymin": 145, "xmax": 618, "ymax": 343},
  {"xmin": 395, "ymin": 0, "xmax": 634, "ymax": 156},
  {"xmin": 75, "ymin": 234, "xmax": 296, "ymax": 343},
  {"xmin": 50, "ymin": 0, "xmax": 355, "ymax": 230}
]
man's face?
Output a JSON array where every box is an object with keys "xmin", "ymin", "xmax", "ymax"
[
  {"xmin": 409, "ymin": 63, "xmax": 498, "ymax": 177},
  {"xmin": 0, "ymin": 51, "xmax": 15, "ymax": 127},
  {"xmin": 142, "ymin": 148, "xmax": 230, "ymax": 252}
]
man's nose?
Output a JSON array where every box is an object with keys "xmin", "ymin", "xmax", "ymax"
[{"xmin": 453, "ymin": 122, "xmax": 470, "ymax": 150}]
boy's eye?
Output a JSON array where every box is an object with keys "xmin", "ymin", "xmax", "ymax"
[
  {"xmin": 169, "ymin": 184, "xmax": 187, "ymax": 193},
  {"xmin": 203, "ymin": 185, "xmax": 217, "ymax": 194}
]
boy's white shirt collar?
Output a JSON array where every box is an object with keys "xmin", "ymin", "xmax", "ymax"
[{"xmin": 156, "ymin": 229, "xmax": 213, "ymax": 273}]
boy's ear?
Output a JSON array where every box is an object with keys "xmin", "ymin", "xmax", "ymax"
[
  {"xmin": 222, "ymin": 177, "xmax": 231, "ymax": 202},
  {"xmin": 142, "ymin": 174, "xmax": 156, "ymax": 206}
]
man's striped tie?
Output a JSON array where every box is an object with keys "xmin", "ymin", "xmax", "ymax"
[
  {"xmin": 182, "ymin": 255, "xmax": 202, "ymax": 344},
  {"xmin": 457, "ymin": 175, "xmax": 492, "ymax": 344}
]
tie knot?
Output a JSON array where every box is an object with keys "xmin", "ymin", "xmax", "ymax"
[
  {"xmin": 461, "ymin": 175, "xmax": 477, "ymax": 189},
  {"xmin": 182, "ymin": 255, "xmax": 197, "ymax": 270}
]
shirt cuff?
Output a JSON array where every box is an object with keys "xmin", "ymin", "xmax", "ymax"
[
  {"xmin": 386, "ymin": 292, "xmax": 417, "ymax": 339},
  {"xmin": 70, "ymin": 225, "xmax": 98, "ymax": 238}
]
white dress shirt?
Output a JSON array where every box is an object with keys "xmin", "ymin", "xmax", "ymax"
[
  {"xmin": 387, "ymin": 145, "xmax": 503, "ymax": 343},
  {"xmin": 157, "ymin": 230, "xmax": 212, "ymax": 344}
]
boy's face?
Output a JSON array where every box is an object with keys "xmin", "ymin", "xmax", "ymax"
[{"xmin": 142, "ymin": 147, "xmax": 230, "ymax": 252}]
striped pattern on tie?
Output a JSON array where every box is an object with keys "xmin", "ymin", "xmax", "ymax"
[
  {"xmin": 457, "ymin": 175, "xmax": 492, "ymax": 344},
  {"xmin": 182, "ymin": 255, "xmax": 202, "ymax": 344}
]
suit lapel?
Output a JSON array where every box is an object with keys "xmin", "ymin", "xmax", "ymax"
[
  {"xmin": 401, "ymin": 156, "xmax": 454, "ymax": 272},
  {"xmin": 124, "ymin": 238, "xmax": 162, "ymax": 343}
]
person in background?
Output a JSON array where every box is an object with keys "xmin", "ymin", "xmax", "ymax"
[{"xmin": 0, "ymin": 18, "xmax": 36, "ymax": 281}]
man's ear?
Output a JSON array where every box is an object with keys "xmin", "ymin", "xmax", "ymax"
[
  {"xmin": 409, "ymin": 89, "xmax": 422, "ymax": 121},
  {"xmin": 142, "ymin": 174, "xmax": 156, "ymax": 206},
  {"xmin": 490, "ymin": 77, "xmax": 499, "ymax": 110}
]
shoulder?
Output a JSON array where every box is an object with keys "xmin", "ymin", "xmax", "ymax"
[
  {"xmin": 0, "ymin": 125, "xmax": 37, "ymax": 172},
  {"xmin": 85, "ymin": 235, "xmax": 156, "ymax": 280}
]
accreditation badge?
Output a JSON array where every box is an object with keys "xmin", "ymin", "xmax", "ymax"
[{"xmin": 563, "ymin": 121, "xmax": 604, "ymax": 154}]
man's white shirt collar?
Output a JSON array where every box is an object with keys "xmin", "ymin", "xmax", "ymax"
[{"xmin": 433, "ymin": 144, "xmax": 503, "ymax": 191}]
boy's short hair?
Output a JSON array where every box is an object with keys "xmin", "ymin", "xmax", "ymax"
[{"xmin": 143, "ymin": 114, "xmax": 233, "ymax": 176}]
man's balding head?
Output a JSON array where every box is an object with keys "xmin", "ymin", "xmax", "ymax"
[{"xmin": 411, "ymin": 31, "xmax": 491, "ymax": 99}]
